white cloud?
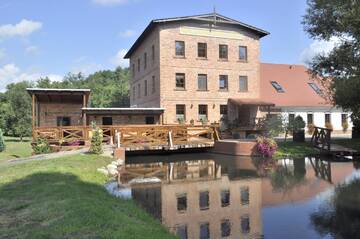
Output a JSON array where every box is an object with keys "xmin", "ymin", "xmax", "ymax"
[
  {"xmin": 0, "ymin": 19, "xmax": 42, "ymax": 38},
  {"xmin": 92, "ymin": 0, "xmax": 129, "ymax": 6},
  {"xmin": 25, "ymin": 45, "xmax": 40, "ymax": 55},
  {"xmin": 118, "ymin": 29, "xmax": 136, "ymax": 38},
  {"xmin": 110, "ymin": 49, "xmax": 129, "ymax": 68},
  {"xmin": 0, "ymin": 48, "xmax": 5, "ymax": 60},
  {"xmin": 0, "ymin": 63, "xmax": 62, "ymax": 92},
  {"xmin": 300, "ymin": 36, "xmax": 341, "ymax": 65},
  {"xmin": 71, "ymin": 62, "xmax": 103, "ymax": 75}
]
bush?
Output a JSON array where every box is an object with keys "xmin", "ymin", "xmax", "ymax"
[
  {"xmin": 256, "ymin": 136, "xmax": 278, "ymax": 158},
  {"xmin": 325, "ymin": 122, "xmax": 333, "ymax": 130},
  {"xmin": 260, "ymin": 115, "xmax": 284, "ymax": 138},
  {"xmin": 89, "ymin": 123, "xmax": 103, "ymax": 154},
  {"xmin": 33, "ymin": 137, "xmax": 51, "ymax": 154},
  {"xmin": 307, "ymin": 123, "xmax": 316, "ymax": 135},
  {"xmin": 200, "ymin": 117, "xmax": 208, "ymax": 125},
  {"xmin": 0, "ymin": 128, "xmax": 5, "ymax": 152},
  {"xmin": 290, "ymin": 116, "xmax": 306, "ymax": 131}
]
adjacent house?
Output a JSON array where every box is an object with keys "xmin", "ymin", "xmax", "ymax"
[{"xmin": 260, "ymin": 63, "xmax": 352, "ymax": 134}]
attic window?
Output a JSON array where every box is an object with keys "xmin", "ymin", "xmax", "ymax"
[
  {"xmin": 308, "ymin": 82, "xmax": 322, "ymax": 94},
  {"xmin": 270, "ymin": 81, "xmax": 285, "ymax": 93}
]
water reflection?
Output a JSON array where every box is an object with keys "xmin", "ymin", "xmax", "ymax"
[{"xmin": 117, "ymin": 154, "xmax": 359, "ymax": 239}]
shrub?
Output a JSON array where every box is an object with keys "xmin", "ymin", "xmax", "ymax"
[
  {"xmin": 342, "ymin": 121, "xmax": 349, "ymax": 132},
  {"xmin": 325, "ymin": 122, "xmax": 333, "ymax": 130},
  {"xmin": 189, "ymin": 119, "xmax": 195, "ymax": 126},
  {"xmin": 307, "ymin": 123, "xmax": 316, "ymax": 135},
  {"xmin": 33, "ymin": 137, "xmax": 51, "ymax": 154},
  {"xmin": 256, "ymin": 136, "xmax": 278, "ymax": 158},
  {"xmin": 89, "ymin": 123, "xmax": 103, "ymax": 154},
  {"xmin": 259, "ymin": 115, "xmax": 284, "ymax": 138},
  {"xmin": 200, "ymin": 117, "xmax": 208, "ymax": 125},
  {"xmin": 0, "ymin": 128, "xmax": 5, "ymax": 152},
  {"xmin": 290, "ymin": 116, "xmax": 306, "ymax": 132}
]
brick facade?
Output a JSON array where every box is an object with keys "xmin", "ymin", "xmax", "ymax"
[{"xmin": 128, "ymin": 16, "xmax": 264, "ymax": 125}]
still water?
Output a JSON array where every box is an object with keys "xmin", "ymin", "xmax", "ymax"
[{"xmin": 115, "ymin": 153, "xmax": 360, "ymax": 239}]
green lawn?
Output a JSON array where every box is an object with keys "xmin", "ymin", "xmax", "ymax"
[
  {"xmin": 0, "ymin": 154, "xmax": 176, "ymax": 239},
  {"xmin": 332, "ymin": 138, "xmax": 360, "ymax": 151},
  {"xmin": 274, "ymin": 141, "xmax": 319, "ymax": 159},
  {"xmin": 0, "ymin": 137, "xmax": 32, "ymax": 161}
]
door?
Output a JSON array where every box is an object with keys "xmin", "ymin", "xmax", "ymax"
[
  {"xmin": 102, "ymin": 117, "xmax": 113, "ymax": 125},
  {"xmin": 238, "ymin": 106, "xmax": 251, "ymax": 126}
]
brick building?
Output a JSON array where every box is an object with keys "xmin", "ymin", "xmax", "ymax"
[{"xmin": 124, "ymin": 13, "xmax": 271, "ymax": 125}]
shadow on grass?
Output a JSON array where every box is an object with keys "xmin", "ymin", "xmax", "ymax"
[
  {"xmin": 4, "ymin": 137, "xmax": 31, "ymax": 143},
  {"xmin": 0, "ymin": 172, "xmax": 175, "ymax": 239}
]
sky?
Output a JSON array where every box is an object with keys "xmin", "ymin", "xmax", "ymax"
[{"xmin": 0, "ymin": 0, "xmax": 336, "ymax": 91}]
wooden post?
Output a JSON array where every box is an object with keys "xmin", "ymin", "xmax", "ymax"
[
  {"xmin": 83, "ymin": 94, "xmax": 87, "ymax": 126},
  {"xmin": 32, "ymin": 94, "xmax": 36, "ymax": 138}
]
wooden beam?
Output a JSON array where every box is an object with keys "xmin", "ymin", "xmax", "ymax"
[
  {"xmin": 32, "ymin": 94, "xmax": 36, "ymax": 136},
  {"xmin": 83, "ymin": 94, "xmax": 87, "ymax": 126}
]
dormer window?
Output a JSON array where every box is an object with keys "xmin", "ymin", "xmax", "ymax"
[
  {"xmin": 271, "ymin": 81, "xmax": 285, "ymax": 93},
  {"xmin": 308, "ymin": 82, "xmax": 322, "ymax": 94}
]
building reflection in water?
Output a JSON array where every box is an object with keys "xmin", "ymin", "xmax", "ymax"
[
  {"xmin": 118, "ymin": 154, "xmax": 356, "ymax": 239},
  {"xmin": 120, "ymin": 154, "xmax": 263, "ymax": 239}
]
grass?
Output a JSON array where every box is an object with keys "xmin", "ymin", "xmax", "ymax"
[
  {"xmin": 0, "ymin": 154, "xmax": 176, "ymax": 239},
  {"xmin": 274, "ymin": 141, "xmax": 319, "ymax": 159},
  {"xmin": 332, "ymin": 138, "xmax": 360, "ymax": 151},
  {"xmin": 0, "ymin": 136, "xmax": 32, "ymax": 161}
]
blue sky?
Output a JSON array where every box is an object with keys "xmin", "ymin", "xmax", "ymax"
[{"xmin": 0, "ymin": 0, "xmax": 332, "ymax": 91}]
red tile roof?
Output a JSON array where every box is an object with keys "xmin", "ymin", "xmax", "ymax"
[{"xmin": 260, "ymin": 63, "xmax": 331, "ymax": 107}]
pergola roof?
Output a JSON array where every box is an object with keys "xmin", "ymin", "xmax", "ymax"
[
  {"xmin": 228, "ymin": 98, "xmax": 275, "ymax": 107},
  {"xmin": 26, "ymin": 88, "xmax": 90, "ymax": 103},
  {"xmin": 82, "ymin": 107, "xmax": 165, "ymax": 115}
]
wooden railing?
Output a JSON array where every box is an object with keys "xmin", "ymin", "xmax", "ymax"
[
  {"xmin": 311, "ymin": 126, "xmax": 332, "ymax": 151},
  {"xmin": 33, "ymin": 124, "xmax": 219, "ymax": 148}
]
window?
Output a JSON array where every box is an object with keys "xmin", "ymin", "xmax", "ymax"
[
  {"xmin": 220, "ymin": 105, "xmax": 228, "ymax": 115},
  {"xmin": 176, "ymin": 105, "xmax": 186, "ymax": 122},
  {"xmin": 144, "ymin": 80, "xmax": 148, "ymax": 96},
  {"xmin": 144, "ymin": 52, "xmax": 147, "ymax": 69},
  {"xmin": 151, "ymin": 45, "xmax": 155, "ymax": 62},
  {"xmin": 145, "ymin": 116, "xmax": 155, "ymax": 124},
  {"xmin": 239, "ymin": 76, "xmax": 248, "ymax": 92},
  {"xmin": 137, "ymin": 83, "xmax": 140, "ymax": 98},
  {"xmin": 175, "ymin": 41, "xmax": 185, "ymax": 56},
  {"xmin": 57, "ymin": 117, "xmax": 70, "ymax": 126},
  {"xmin": 177, "ymin": 194, "xmax": 187, "ymax": 212},
  {"xmin": 151, "ymin": 76, "xmax": 155, "ymax": 94},
  {"xmin": 271, "ymin": 81, "xmax": 285, "ymax": 93},
  {"xmin": 199, "ymin": 191, "xmax": 209, "ymax": 210},
  {"xmin": 241, "ymin": 215, "xmax": 250, "ymax": 234},
  {"xmin": 221, "ymin": 219, "xmax": 231, "ymax": 237},
  {"xmin": 200, "ymin": 223, "xmax": 210, "ymax": 239},
  {"xmin": 239, "ymin": 46, "xmax": 247, "ymax": 61},
  {"xmin": 221, "ymin": 190, "xmax": 230, "ymax": 207},
  {"xmin": 240, "ymin": 186, "xmax": 249, "ymax": 205},
  {"xmin": 307, "ymin": 113, "xmax": 314, "ymax": 125},
  {"xmin": 176, "ymin": 73, "xmax": 185, "ymax": 89},
  {"xmin": 198, "ymin": 42, "xmax": 207, "ymax": 58},
  {"xmin": 219, "ymin": 75, "xmax": 228, "ymax": 91},
  {"xmin": 132, "ymin": 86, "xmax": 135, "ymax": 100},
  {"xmin": 198, "ymin": 74, "xmax": 207, "ymax": 91},
  {"xmin": 289, "ymin": 113, "xmax": 295, "ymax": 122},
  {"xmin": 176, "ymin": 224, "xmax": 188, "ymax": 239},
  {"xmin": 132, "ymin": 63, "xmax": 135, "ymax": 77},
  {"xmin": 137, "ymin": 58, "xmax": 140, "ymax": 72},
  {"xmin": 342, "ymin": 113, "xmax": 348, "ymax": 125},
  {"xmin": 219, "ymin": 44, "xmax": 228, "ymax": 59},
  {"xmin": 309, "ymin": 82, "xmax": 322, "ymax": 94},
  {"xmin": 102, "ymin": 117, "xmax": 112, "ymax": 125},
  {"xmin": 198, "ymin": 105, "xmax": 208, "ymax": 121},
  {"xmin": 325, "ymin": 113, "xmax": 331, "ymax": 124}
]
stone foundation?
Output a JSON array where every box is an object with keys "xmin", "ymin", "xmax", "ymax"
[{"xmin": 211, "ymin": 139, "xmax": 259, "ymax": 156}]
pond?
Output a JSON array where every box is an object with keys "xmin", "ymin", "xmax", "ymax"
[{"xmin": 113, "ymin": 153, "xmax": 360, "ymax": 239}]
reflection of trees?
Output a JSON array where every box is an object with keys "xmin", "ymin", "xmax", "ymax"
[
  {"xmin": 252, "ymin": 158, "xmax": 307, "ymax": 192},
  {"xmin": 310, "ymin": 179, "xmax": 360, "ymax": 239}
]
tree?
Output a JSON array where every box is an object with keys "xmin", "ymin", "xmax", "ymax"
[
  {"xmin": 0, "ymin": 128, "xmax": 5, "ymax": 152},
  {"xmin": 5, "ymin": 82, "xmax": 32, "ymax": 141},
  {"xmin": 302, "ymin": 0, "xmax": 360, "ymax": 130}
]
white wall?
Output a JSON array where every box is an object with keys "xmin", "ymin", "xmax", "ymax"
[{"xmin": 281, "ymin": 107, "xmax": 353, "ymax": 132}]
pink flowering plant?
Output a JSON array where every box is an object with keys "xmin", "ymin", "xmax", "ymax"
[{"xmin": 256, "ymin": 136, "xmax": 278, "ymax": 158}]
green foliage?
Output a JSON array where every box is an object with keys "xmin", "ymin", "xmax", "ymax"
[
  {"xmin": 260, "ymin": 115, "xmax": 284, "ymax": 138},
  {"xmin": 32, "ymin": 137, "xmax": 51, "ymax": 155},
  {"xmin": 289, "ymin": 116, "xmax": 306, "ymax": 131},
  {"xmin": 200, "ymin": 117, "xmax": 208, "ymax": 125},
  {"xmin": 90, "ymin": 122, "xmax": 103, "ymax": 154},
  {"xmin": 0, "ymin": 129, "xmax": 5, "ymax": 152},
  {"xmin": 342, "ymin": 121, "xmax": 349, "ymax": 132},
  {"xmin": 325, "ymin": 122, "xmax": 333, "ymax": 130},
  {"xmin": 303, "ymin": 0, "xmax": 360, "ymax": 125}
]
